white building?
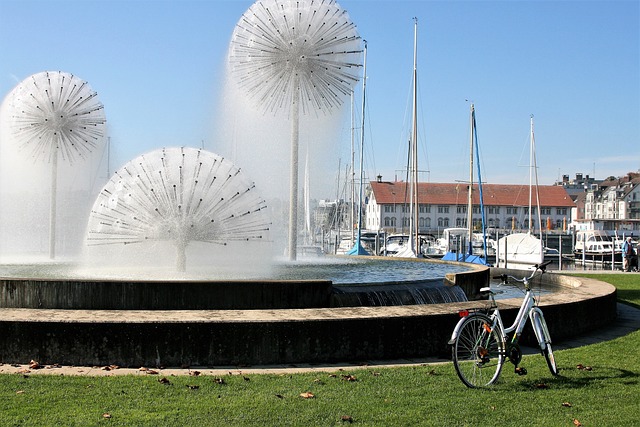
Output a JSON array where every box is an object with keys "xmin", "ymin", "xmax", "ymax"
[{"xmin": 366, "ymin": 180, "xmax": 575, "ymax": 236}]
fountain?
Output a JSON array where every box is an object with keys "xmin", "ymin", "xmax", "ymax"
[
  {"xmin": 2, "ymin": 71, "xmax": 106, "ymax": 260},
  {"xmin": 0, "ymin": 1, "xmax": 617, "ymax": 368},
  {"xmin": 86, "ymin": 147, "xmax": 271, "ymax": 272},
  {"xmin": 228, "ymin": 0, "xmax": 362, "ymax": 260}
]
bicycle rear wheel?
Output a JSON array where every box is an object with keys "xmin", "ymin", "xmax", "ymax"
[
  {"xmin": 532, "ymin": 310, "xmax": 559, "ymax": 376},
  {"xmin": 452, "ymin": 313, "xmax": 505, "ymax": 388}
]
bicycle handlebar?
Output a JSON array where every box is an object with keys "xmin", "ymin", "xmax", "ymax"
[{"xmin": 492, "ymin": 260, "xmax": 552, "ymax": 284}]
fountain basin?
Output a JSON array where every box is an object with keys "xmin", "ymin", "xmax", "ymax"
[{"xmin": 0, "ymin": 262, "xmax": 617, "ymax": 368}]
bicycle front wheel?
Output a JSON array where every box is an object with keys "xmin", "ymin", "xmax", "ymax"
[
  {"xmin": 452, "ymin": 313, "xmax": 505, "ymax": 388},
  {"xmin": 532, "ymin": 310, "xmax": 559, "ymax": 376}
]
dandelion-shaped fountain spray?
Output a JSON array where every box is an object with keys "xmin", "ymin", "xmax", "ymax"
[
  {"xmin": 86, "ymin": 147, "xmax": 270, "ymax": 271},
  {"xmin": 8, "ymin": 71, "xmax": 106, "ymax": 259},
  {"xmin": 229, "ymin": 0, "xmax": 362, "ymax": 260}
]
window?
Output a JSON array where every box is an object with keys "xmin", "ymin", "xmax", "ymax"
[
  {"xmin": 507, "ymin": 207, "xmax": 518, "ymax": 215},
  {"xmin": 456, "ymin": 205, "xmax": 466, "ymax": 214},
  {"xmin": 438, "ymin": 217, "xmax": 444, "ymax": 227},
  {"xmin": 438, "ymin": 205, "xmax": 449, "ymax": 213},
  {"xmin": 556, "ymin": 208, "xmax": 567, "ymax": 215},
  {"xmin": 541, "ymin": 207, "xmax": 551, "ymax": 215},
  {"xmin": 384, "ymin": 205, "xmax": 394, "ymax": 213},
  {"xmin": 444, "ymin": 218, "xmax": 450, "ymax": 227},
  {"xmin": 419, "ymin": 204, "xmax": 431, "ymax": 213},
  {"xmin": 384, "ymin": 217, "xmax": 391, "ymax": 226}
]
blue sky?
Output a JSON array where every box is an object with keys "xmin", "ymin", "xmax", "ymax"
[{"xmin": 1, "ymin": 0, "xmax": 638, "ymax": 200}]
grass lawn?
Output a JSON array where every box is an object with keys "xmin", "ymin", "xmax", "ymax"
[{"xmin": 0, "ymin": 274, "xmax": 638, "ymax": 426}]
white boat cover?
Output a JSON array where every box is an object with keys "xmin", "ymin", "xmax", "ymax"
[{"xmin": 497, "ymin": 232, "xmax": 544, "ymax": 267}]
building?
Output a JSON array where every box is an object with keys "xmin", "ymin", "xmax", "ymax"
[
  {"xmin": 576, "ymin": 173, "xmax": 640, "ymax": 234},
  {"xmin": 366, "ymin": 180, "xmax": 575, "ymax": 236}
]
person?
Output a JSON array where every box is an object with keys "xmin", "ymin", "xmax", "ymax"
[{"xmin": 622, "ymin": 237, "xmax": 636, "ymax": 272}]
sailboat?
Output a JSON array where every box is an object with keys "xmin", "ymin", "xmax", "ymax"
[
  {"xmin": 392, "ymin": 18, "xmax": 421, "ymax": 259},
  {"xmin": 496, "ymin": 115, "xmax": 544, "ymax": 269},
  {"xmin": 441, "ymin": 103, "xmax": 492, "ymax": 264},
  {"xmin": 347, "ymin": 40, "xmax": 370, "ymax": 256}
]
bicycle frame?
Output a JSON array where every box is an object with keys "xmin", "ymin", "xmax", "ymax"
[{"xmin": 489, "ymin": 288, "xmax": 537, "ymax": 345}]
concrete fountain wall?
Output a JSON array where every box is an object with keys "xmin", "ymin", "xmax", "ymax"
[{"xmin": 0, "ymin": 263, "xmax": 617, "ymax": 368}]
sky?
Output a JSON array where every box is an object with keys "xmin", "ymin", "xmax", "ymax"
[{"xmin": 0, "ymin": 0, "xmax": 638, "ymax": 202}]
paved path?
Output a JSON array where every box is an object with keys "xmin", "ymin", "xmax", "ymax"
[{"xmin": 1, "ymin": 302, "xmax": 637, "ymax": 377}]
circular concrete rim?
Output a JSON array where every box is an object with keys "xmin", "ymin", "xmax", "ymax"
[
  {"xmin": 0, "ymin": 268, "xmax": 615, "ymax": 324},
  {"xmin": 0, "ymin": 263, "xmax": 617, "ymax": 368}
]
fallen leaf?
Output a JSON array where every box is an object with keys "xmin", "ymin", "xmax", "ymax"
[
  {"xmin": 189, "ymin": 371, "xmax": 201, "ymax": 377},
  {"xmin": 372, "ymin": 371, "xmax": 381, "ymax": 377},
  {"xmin": 243, "ymin": 376, "xmax": 250, "ymax": 381},
  {"xmin": 275, "ymin": 394, "xmax": 284, "ymax": 399},
  {"xmin": 300, "ymin": 391, "xmax": 315, "ymax": 399},
  {"xmin": 102, "ymin": 413, "xmax": 112, "ymax": 419},
  {"xmin": 313, "ymin": 378, "xmax": 324, "ymax": 384},
  {"xmin": 573, "ymin": 419, "xmax": 582, "ymax": 426},
  {"xmin": 29, "ymin": 360, "xmax": 42, "ymax": 370},
  {"xmin": 535, "ymin": 383, "xmax": 549, "ymax": 389},
  {"xmin": 186, "ymin": 385, "xmax": 199, "ymax": 390},
  {"xmin": 16, "ymin": 390, "xmax": 24, "ymax": 395},
  {"xmin": 158, "ymin": 377, "xmax": 171, "ymax": 385},
  {"xmin": 213, "ymin": 378, "xmax": 226, "ymax": 385},
  {"xmin": 146, "ymin": 370, "xmax": 159, "ymax": 375},
  {"xmin": 562, "ymin": 402, "xmax": 572, "ymax": 407},
  {"xmin": 427, "ymin": 369, "xmax": 437, "ymax": 376},
  {"xmin": 328, "ymin": 374, "xmax": 337, "ymax": 378},
  {"xmin": 341, "ymin": 374, "xmax": 357, "ymax": 382},
  {"xmin": 341, "ymin": 415, "xmax": 354, "ymax": 423}
]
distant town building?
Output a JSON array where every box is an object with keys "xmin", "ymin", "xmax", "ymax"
[
  {"xmin": 574, "ymin": 173, "xmax": 640, "ymax": 234},
  {"xmin": 366, "ymin": 181, "xmax": 575, "ymax": 235}
]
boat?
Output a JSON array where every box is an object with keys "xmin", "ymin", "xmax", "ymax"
[
  {"xmin": 381, "ymin": 233, "xmax": 438, "ymax": 256},
  {"xmin": 437, "ymin": 227, "xmax": 496, "ymax": 258},
  {"xmin": 441, "ymin": 104, "xmax": 494, "ymax": 265},
  {"xmin": 574, "ymin": 229, "xmax": 621, "ymax": 263},
  {"xmin": 497, "ymin": 116, "xmax": 544, "ymax": 269},
  {"xmin": 391, "ymin": 18, "xmax": 421, "ymax": 259}
]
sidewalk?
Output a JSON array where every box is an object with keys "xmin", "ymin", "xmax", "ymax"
[{"xmin": 1, "ymin": 302, "xmax": 638, "ymax": 377}]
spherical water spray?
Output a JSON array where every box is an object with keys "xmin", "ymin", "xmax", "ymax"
[
  {"xmin": 86, "ymin": 147, "xmax": 270, "ymax": 271},
  {"xmin": 229, "ymin": 0, "xmax": 362, "ymax": 260},
  {"xmin": 6, "ymin": 71, "xmax": 106, "ymax": 259}
]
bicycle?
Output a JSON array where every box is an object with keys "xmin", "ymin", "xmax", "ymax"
[{"xmin": 448, "ymin": 260, "xmax": 559, "ymax": 388}]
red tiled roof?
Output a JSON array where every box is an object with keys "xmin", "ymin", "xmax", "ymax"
[{"xmin": 370, "ymin": 181, "xmax": 575, "ymax": 207}]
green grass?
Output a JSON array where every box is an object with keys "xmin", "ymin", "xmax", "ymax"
[{"xmin": 1, "ymin": 274, "xmax": 638, "ymax": 426}]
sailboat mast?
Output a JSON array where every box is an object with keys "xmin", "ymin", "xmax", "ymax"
[
  {"xmin": 350, "ymin": 92, "xmax": 356, "ymax": 244},
  {"xmin": 467, "ymin": 104, "xmax": 474, "ymax": 255},
  {"xmin": 531, "ymin": 115, "xmax": 543, "ymax": 236},
  {"xmin": 528, "ymin": 115, "xmax": 534, "ymax": 234},
  {"xmin": 355, "ymin": 41, "xmax": 367, "ymax": 248},
  {"xmin": 410, "ymin": 17, "xmax": 419, "ymax": 255}
]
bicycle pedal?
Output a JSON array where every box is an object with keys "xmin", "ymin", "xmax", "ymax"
[{"xmin": 515, "ymin": 367, "xmax": 527, "ymax": 376}]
